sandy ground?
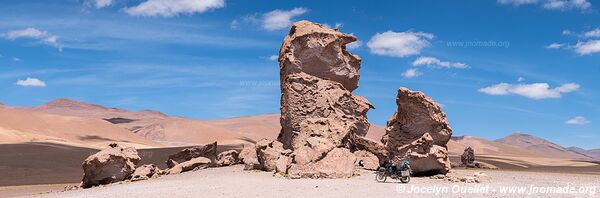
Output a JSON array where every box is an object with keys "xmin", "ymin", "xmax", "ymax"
[{"xmin": 14, "ymin": 165, "xmax": 599, "ymax": 198}]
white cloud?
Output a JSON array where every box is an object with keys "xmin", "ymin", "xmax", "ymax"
[
  {"xmin": 479, "ymin": 82, "xmax": 580, "ymax": 99},
  {"xmin": 402, "ymin": 68, "xmax": 422, "ymax": 78},
  {"xmin": 412, "ymin": 56, "xmax": 468, "ymax": 69},
  {"xmin": 124, "ymin": 0, "xmax": 225, "ymax": 17},
  {"xmin": 562, "ymin": 29, "xmax": 574, "ymax": 35},
  {"xmin": 542, "ymin": 0, "xmax": 591, "ymax": 10},
  {"xmin": 12, "ymin": 57, "xmax": 21, "ymax": 62},
  {"xmin": 367, "ymin": 31, "xmax": 433, "ymax": 57},
  {"xmin": 16, "ymin": 77, "xmax": 46, "ymax": 87},
  {"xmin": 261, "ymin": 8, "xmax": 308, "ymax": 31},
  {"xmin": 322, "ymin": 23, "xmax": 343, "ymax": 29},
  {"xmin": 498, "ymin": 0, "xmax": 539, "ymax": 6},
  {"xmin": 230, "ymin": 19, "xmax": 240, "ymax": 29},
  {"xmin": 346, "ymin": 40, "xmax": 362, "ymax": 50},
  {"xmin": 90, "ymin": 0, "xmax": 113, "ymax": 8},
  {"xmin": 2, "ymin": 28, "xmax": 63, "ymax": 51},
  {"xmin": 583, "ymin": 28, "xmax": 600, "ymax": 38},
  {"xmin": 517, "ymin": 76, "xmax": 525, "ymax": 82},
  {"xmin": 268, "ymin": 55, "xmax": 278, "ymax": 61},
  {"xmin": 573, "ymin": 40, "xmax": 600, "ymax": 55},
  {"xmin": 566, "ymin": 116, "xmax": 590, "ymax": 125},
  {"xmin": 498, "ymin": 0, "xmax": 592, "ymax": 11},
  {"xmin": 546, "ymin": 43, "xmax": 564, "ymax": 49}
]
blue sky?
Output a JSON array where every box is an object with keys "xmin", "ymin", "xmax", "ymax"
[{"xmin": 0, "ymin": 0, "xmax": 598, "ymax": 149}]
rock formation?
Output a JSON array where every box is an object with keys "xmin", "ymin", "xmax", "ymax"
[
  {"xmin": 167, "ymin": 141, "xmax": 217, "ymax": 168},
  {"xmin": 131, "ymin": 164, "xmax": 163, "ymax": 181},
  {"xmin": 382, "ymin": 87, "xmax": 452, "ymax": 175},
  {"xmin": 167, "ymin": 157, "xmax": 211, "ymax": 175},
  {"xmin": 274, "ymin": 20, "xmax": 372, "ymax": 178},
  {"xmin": 217, "ymin": 150, "xmax": 240, "ymax": 167},
  {"xmin": 239, "ymin": 145, "xmax": 260, "ymax": 170},
  {"xmin": 461, "ymin": 147, "xmax": 475, "ymax": 167},
  {"xmin": 81, "ymin": 143, "xmax": 141, "ymax": 188}
]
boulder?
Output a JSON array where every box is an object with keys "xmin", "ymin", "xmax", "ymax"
[
  {"xmin": 461, "ymin": 147, "xmax": 476, "ymax": 167},
  {"xmin": 401, "ymin": 133, "xmax": 451, "ymax": 174},
  {"xmin": 255, "ymin": 139, "xmax": 291, "ymax": 172},
  {"xmin": 353, "ymin": 150, "xmax": 379, "ymax": 170},
  {"xmin": 239, "ymin": 145, "xmax": 260, "ymax": 170},
  {"xmin": 382, "ymin": 87, "xmax": 452, "ymax": 175},
  {"xmin": 167, "ymin": 157, "xmax": 211, "ymax": 175},
  {"xmin": 288, "ymin": 148, "xmax": 356, "ymax": 179},
  {"xmin": 217, "ymin": 150, "xmax": 240, "ymax": 167},
  {"xmin": 167, "ymin": 142, "xmax": 217, "ymax": 168},
  {"xmin": 130, "ymin": 164, "xmax": 162, "ymax": 182},
  {"xmin": 81, "ymin": 143, "xmax": 141, "ymax": 188}
]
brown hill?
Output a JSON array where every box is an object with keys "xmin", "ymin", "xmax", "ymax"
[
  {"xmin": 495, "ymin": 133, "xmax": 593, "ymax": 160},
  {"xmin": 0, "ymin": 108, "xmax": 162, "ymax": 149},
  {"xmin": 567, "ymin": 147, "xmax": 600, "ymax": 161}
]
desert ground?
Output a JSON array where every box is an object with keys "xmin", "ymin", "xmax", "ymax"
[{"xmin": 10, "ymin": 165, "xmax": 599, "ymax": 198}]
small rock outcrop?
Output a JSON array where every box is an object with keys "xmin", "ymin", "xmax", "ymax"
[
  {"xmin": 81, "ymin": 143, "xmax": 141, "ymax": 188},
  {"xmin": 382, "ymin": 87, "xmax": 452, "ymax": 175},
  {"xmin": 217, "ymin": 150, "xmax": 240, "ymax": 167},
  {"xmin": 256, "ymin": 139, "xmax": 292, "ymax": 173},
  {"xmin": 131, "ymin": 164, "xmax": 163, "ymax": 182},
  {"xmin": 167, "ymin": 157, "xmax": 211, "ymax": 175},
  {"xmin": 239, "ymin": 145, "xmax": 260, "ymax": 170},
  {"xmin": 461, "ymin": 147, "xmax": 476, "ymax": 167},
  {"xmin": 167, "ymin": 142, "xmax": 217, "ymax": 168},
  {"xmin": 275, "ymin": 20, "xmax": 372, "ymax": 178}
]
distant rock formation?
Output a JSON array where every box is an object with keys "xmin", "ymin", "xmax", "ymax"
[
  {"xmin": 81, "ymin": 143, "xmax": 141, "ymax": 188},
  {"xmin": 461, "ymin": 147, "xmax": 475, "ymax": 167},
  {"xmin": 382, "ymin": 87, "xmax": 452, "ymax": 175},
  {"xmin": 166, "ymin": 141, "xmax": 218, "ymax": 168}
]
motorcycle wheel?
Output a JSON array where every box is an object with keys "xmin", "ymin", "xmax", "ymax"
[
  {"xmin": 375, "ymin": 168, "xmax": 387, "ymax": 182},
  {"xmin": 400, "ymin": 176, "xmax": 410, "ymax": 183}
]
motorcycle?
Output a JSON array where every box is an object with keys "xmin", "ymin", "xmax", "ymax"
[{"xmin": 375, "ymin": 160, "xmax": 411, "ymax": 183}]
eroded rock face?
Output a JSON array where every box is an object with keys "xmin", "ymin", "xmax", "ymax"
[
  {"xmin": 279, "ymin": 20, "xmax": 362, "ymax": 91},
  {"xmin": 288, "ymin": 148, "xmax": 356, "ymax": 179},
  {"xmin": 353, "ymin": 150, "xmax": 379, "ymax": 171},
  {"xmin": 131, "ymin": 164, "xmax": 162, "ymax": 182},
  {"xmin": 382, "ymin": 87, "xmax": 452, "ymax": 175},
  {"xmin": 167, "ymin": 142, "xmax": 217, "ymax": 168},
  {"xmin": 217, "ymin": 150, "xmax": 240, "ymax": 167},
  {"xmin": 81, "ymin": 143, "xmax": 140, "ymax": 188},
  {"xmin": 351, "ymin": 135, "xmax": 388, "ymax": 164},
  {"xmin": 276, "ymin": 20, "xmax": 371, "ymax": 178}
]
